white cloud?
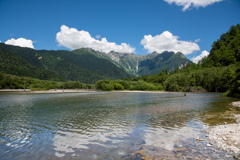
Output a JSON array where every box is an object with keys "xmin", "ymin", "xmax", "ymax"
[
  {"xmin": 164, "ymin": 0, "xmax": 223, "ymax": 11},
  {"xmin": 195, "ymin": 39, "xmax": 200, "ymax": 43},
  {"xmin": 56, "ymin": 25, "xmax": 135, "ymax": 53},
  {"xmin": 140, "ymin": 31, "xmax": 200, "ymax": 55},
  {"xmin": 5, "ymin": 38, "xmax": 34, "ymax": 49},
  {"xmin": 191, "ymin": 50, "xmax": 209, "ymax": 63},
  {"xmin": 95, "ymin": 35, "xmax": 101, "ymax": 39}
]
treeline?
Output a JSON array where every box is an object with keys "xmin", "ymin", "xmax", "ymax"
[
  {"xmin": 164, "ymin": 64, "xmax": 240, "ymax": 97},
  {"xmin": 0, "ymin": 73, "xmax": 93, "ymax": 90},
  {"xmin": 95, "ymin": 79, "xmax": 163, "ymax": 91},
  {"xmin": 95, "ymin": 64, "xmax": 239, "ymax": 96}
]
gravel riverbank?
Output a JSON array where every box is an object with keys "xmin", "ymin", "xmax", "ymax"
[{"xmin": 208, "ymin": 101, "xmax": 240, "ymax": 159}]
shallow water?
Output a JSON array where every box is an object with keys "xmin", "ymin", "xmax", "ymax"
[{"xmin": 0, "ymin": 92, "xmax": 239, "ymax": 159}]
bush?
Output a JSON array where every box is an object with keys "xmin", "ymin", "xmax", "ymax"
[
  {"xmin": 113, "ymin": 83, "xmax": 124, "ymax": 90},
  {"xmin": 95, "ymin": 80, "xmax": 114, "ymax": 91},
  {"xmin": 115, "ymin": 80, "xmax": 130, "ymax": 89},
  {"xmin": 102, "ymin": 83, "xmax": 114, "ymax": 91}
]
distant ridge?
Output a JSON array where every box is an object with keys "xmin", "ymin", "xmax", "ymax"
[{"xmin": 0, "ymin": 42, "xmax": 192, "ymax": 83}]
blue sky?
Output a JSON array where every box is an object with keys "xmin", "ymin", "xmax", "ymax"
[{"xmin": 0, "ymin": 0, "xmax": 239, "ymax": 62}]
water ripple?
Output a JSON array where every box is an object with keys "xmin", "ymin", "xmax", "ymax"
[{"xmin": 0, "ymin": 92, "xmax": 237, "ymax": 159}]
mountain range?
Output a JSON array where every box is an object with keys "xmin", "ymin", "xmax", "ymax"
[
  {"xmin": 106, "ymin": 51, "xmax": 191, "ymax": 76},
  {"xmin": 0, "ymin": 43, "xmax": 192, "ymax": 83}
]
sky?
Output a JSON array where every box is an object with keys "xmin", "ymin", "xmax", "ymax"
[{"xmin": 0, "ymin": 0, "xmax": 240, "ymax": 63}]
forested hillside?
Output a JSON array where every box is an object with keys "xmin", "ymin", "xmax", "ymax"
[
  {"xmin": 201, "ymin": 24, "xmax": 240, "ymax": 67},
  {"xmin": 0, "ymin": 48, "xmax": 64, "ymax": 81},
  {"xmin": 0, "ymin": 43, "xmax": 130, "ymax": 84},
  {"xmin": 138, "ymin": 51, "xmax": 191, "ymax": 75},
  {"xmin": 96, "ymin": 24, "xmax": 240, "ymax": 97}
]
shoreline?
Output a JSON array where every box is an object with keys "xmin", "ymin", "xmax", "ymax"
[
  {"xmin": 0, "ymin": 89, "xmax": 96, "ymax": 93},
  {"xmin": 0, "ymin": 89, "xmax": 223, "ymax": 94},
  {"xmin": 208, "ymin": 101, "xmax": 240, "ymax": 158},
  {"xmin": 0, "ymin": 89, "xmax": 174, "ymax": 94},
  {"xmin": 0, "ymin": 89, "xmax": 207, "ymax": 94}
]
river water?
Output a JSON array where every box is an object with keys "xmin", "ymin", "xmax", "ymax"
[{"xmin": 0, "ymin": 91, "xmax": 239, "ymax": 159}]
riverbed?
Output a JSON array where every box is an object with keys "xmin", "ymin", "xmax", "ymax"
[{"xmin": 0, "ymin": 92, "xmax": 239, "ymax": 159}]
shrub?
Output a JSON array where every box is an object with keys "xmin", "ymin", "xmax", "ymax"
[{"xmin": 113, "ymin": 83, "xmax": 124, "ymax": 90}]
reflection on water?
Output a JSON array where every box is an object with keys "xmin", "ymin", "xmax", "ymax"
[
  {"xmin": 144, "ymin": 124, "xmax": 201, "ymax": 151},
  {"xmin": 0, "ymin": 92, "xmax": 238, "ymax": 159}
]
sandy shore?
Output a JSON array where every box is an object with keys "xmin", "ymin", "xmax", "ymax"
[{"xmin": 208, "ymin": 101, "xmax": 240, "ymax": 158}]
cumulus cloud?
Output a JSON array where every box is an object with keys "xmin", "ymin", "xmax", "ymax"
[
  {"xmin": 5, "ymin": 38, "xmax": 34, "ymax": 49},
  {"xmin": 164, "ymin": 0, "xmax": 223, "ymax": 11},
  {"xmin": 191, "ymin": 50, "xmax": 209, "ymax": 63},
  {"xmin": 140, "ymin": 31, "xmax": 200, "ymax": 55},
  {"xmin": 56, "ymin": 25, "xmax": 135, "ymax": 53}
]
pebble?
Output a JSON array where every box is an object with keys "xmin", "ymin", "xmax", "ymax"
[
  {"xmin": 174, "ymin": 147, "xmax": 187, "ymax": 152},
  {"xmin": 234, "ymin": 154, "xmax": 240, "ymax": 159},
  {"xmin": 207, "ymin": 104, "xmax": 240, "ymax": 157},
  {"xmin": 196, "ymin": 137, "xmax": 204, "ymax": 141},
  {"xmin": 222, "ymin": 137, "xmax": 228, "ymax": 141},
  {"xmin": 207, "ymin": 144, "xmax": 212, "ymax": 147}
]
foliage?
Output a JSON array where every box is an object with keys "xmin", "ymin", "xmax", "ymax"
[
  {"xmin": 201, "ymin": 24, "xmax": 240, "ymax": 67},
  {"xmin": 0, "ymin": 48, "xmax": 64, "ymax": 81},
  {"xmin": 164, "ymin": 65, "xmax": 238, "ymax": 92},
  {"xmin": 224, "ymin": 63, "xmax": 240, "ymax": 97},
  {"xmin": 0, "ymin": 72, "xmax": 91, "ymax": 90},
  {"xmin": 95, "ymin": 78, "xmax": 164, "ymax": 91}
]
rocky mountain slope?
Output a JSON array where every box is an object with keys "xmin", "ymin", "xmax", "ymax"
[{"xmin": 105, "ymin": 51, "xmax": 192, "ymax": 76}]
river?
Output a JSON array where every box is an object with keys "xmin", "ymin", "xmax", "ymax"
[{"xmin": 0, "ymin": 91, "xmax": 239, "ymax": 159}]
